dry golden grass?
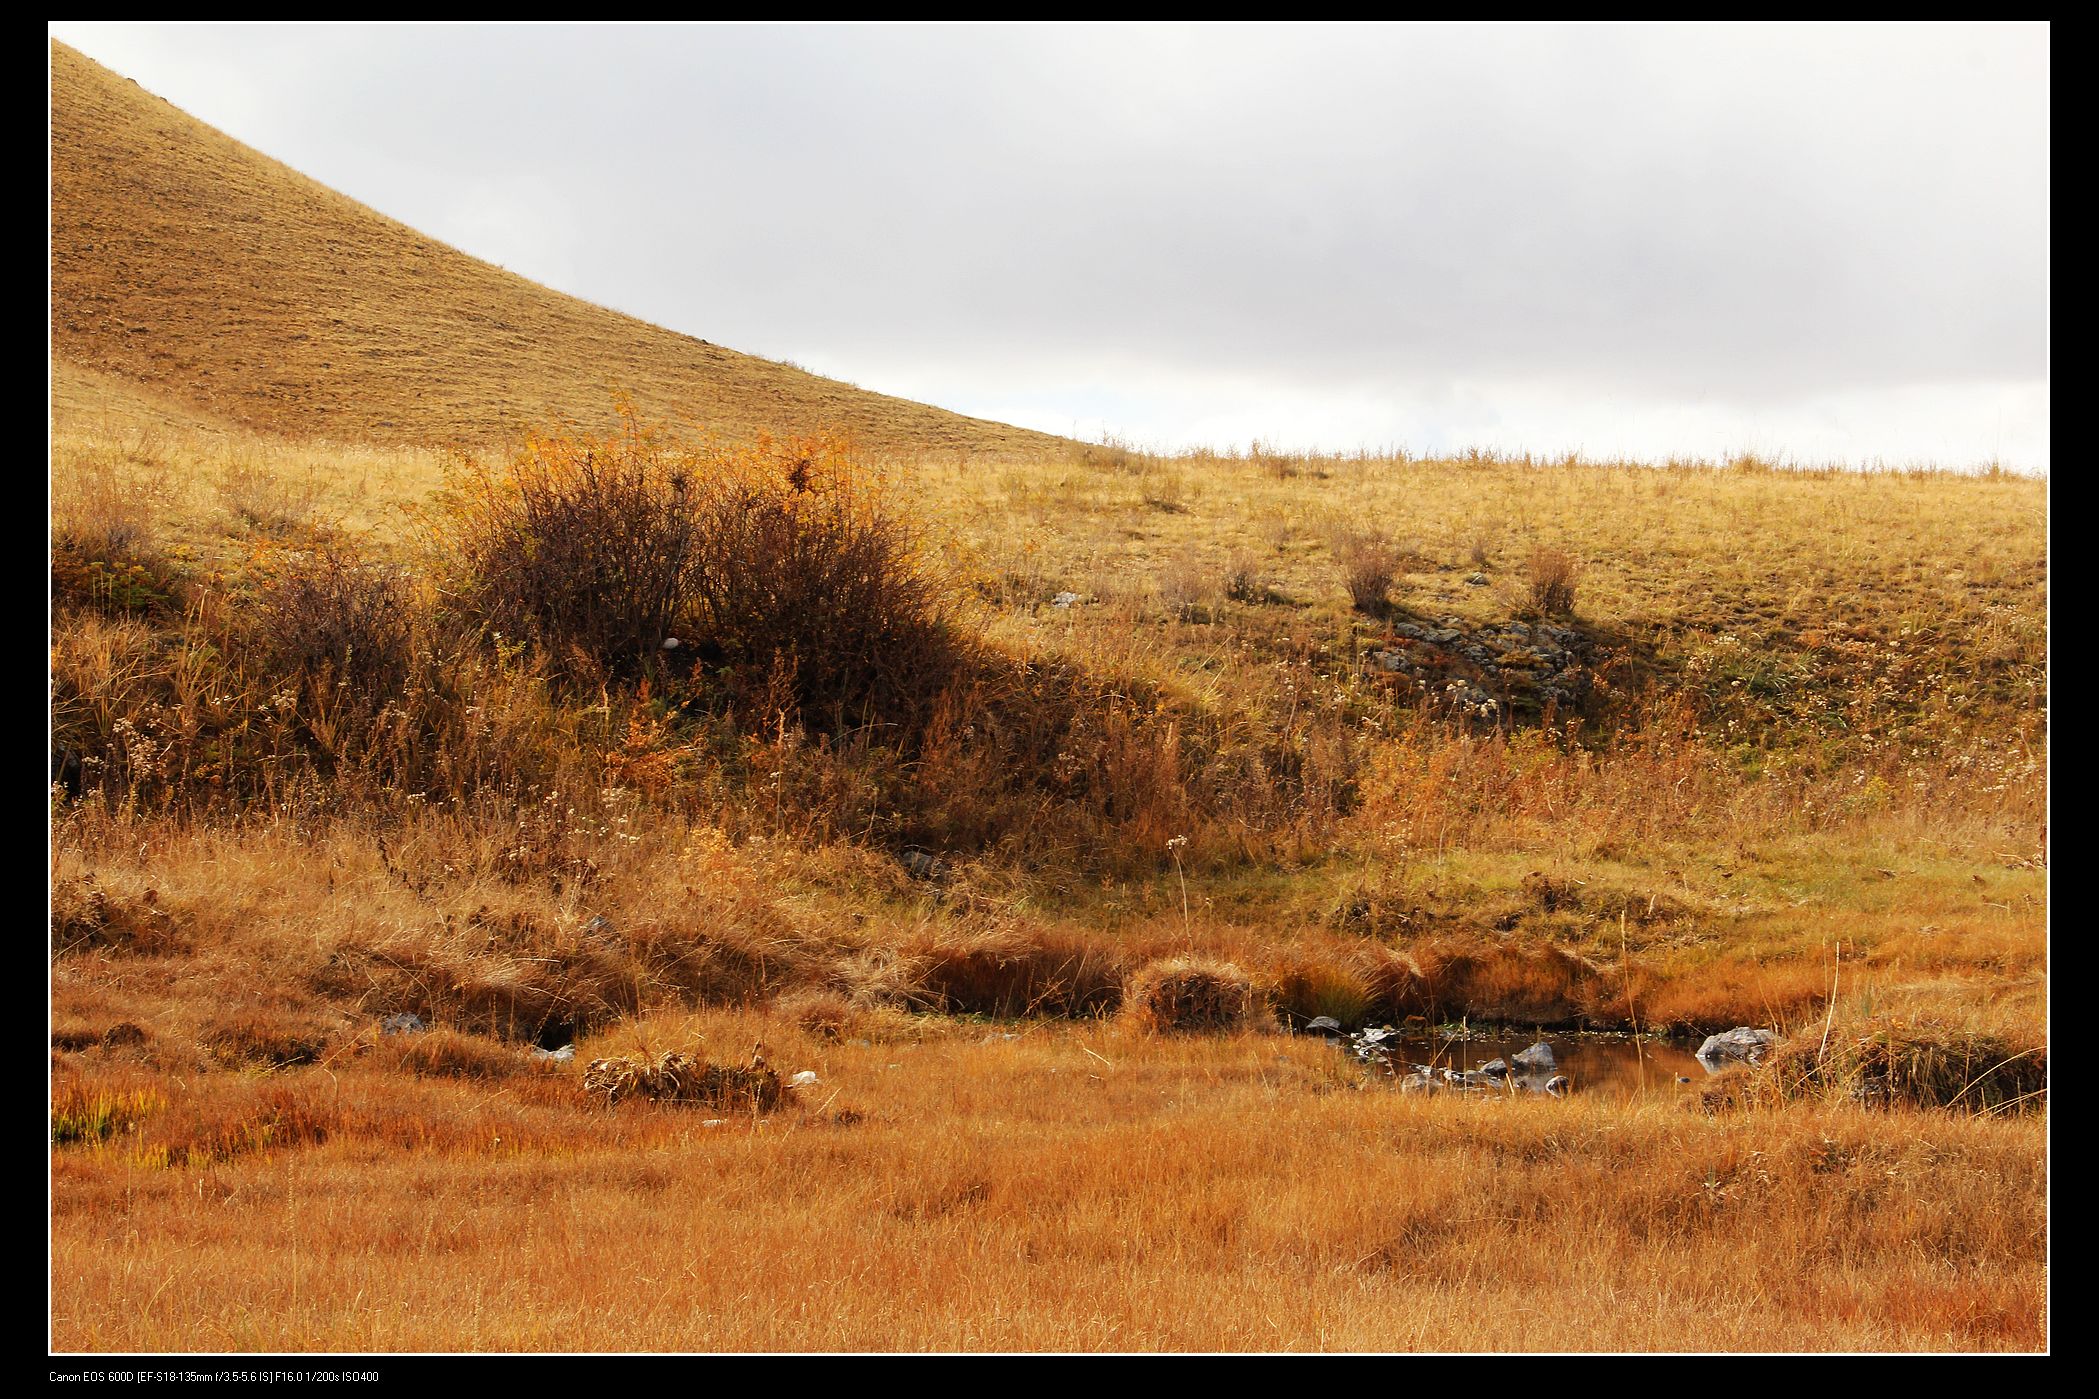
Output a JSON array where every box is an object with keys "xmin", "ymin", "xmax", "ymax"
[
  {"xmin": 50, "ymin": 42, "xmax": 1060, "ymax": 457},
  {"xmin": 51, "ymin": 1011, "xmax": 2045, "ymax": 1352},
  {"xmin": 47, "ymin": 390, "xmax": 2046, "ymax": 1352}
]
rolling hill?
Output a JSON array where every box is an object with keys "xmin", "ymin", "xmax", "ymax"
[{"xmin": 48, "ymin": 40, "xmax": 1062, "ymax": 455}]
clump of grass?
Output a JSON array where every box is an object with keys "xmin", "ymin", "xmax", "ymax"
[
  {"xmin": 1701, "ymin": 1023, "xmax": 2046, "ymax": 1114},
  {"xmin": 217, "ymin": 455, "xmax": 324, "ymax": 537},
  {"xmin": 1526, "ymin": 546, "xmax": 1583, "ymax": 617},
  {"xmin": 1334, "ymin": 529, "xmax": 1418, "ymax": 614},
  {"xmin": 203, "ymin": 1013, "xmax": 334, "ymax": 1069},
  {"xmin": 51, "ymin": 1082, "xmax": 163, "ymax": 1146},
  {"xmin": 1222, "ymin": 552, "xmax": 1270, "ymax": 604},
  {"xmin": 50, "ymin": 876, "xmax": 190, "ymax": 958},
  {"xmin": 582, "ymin": 1047, "xmax": 784, "ymax": 1111},
  {"xmin": 365, "ymin": 1028, "xmax": 536, "ymax": 1081},
  {"xmin": 1267, "ymin": 955, "xmax": 1374, "ymax": 1030},
  {"xmin": 1123, "ymin": 957, "xmax": 1258, "ymax": 1034},
  {"xmin": 907, "ymin": 922, "xmax": 1125, "ymax": 1019},
  {"xmin": 1156, "ymin": 557, "xmax": 1216, "ymax": 623}
]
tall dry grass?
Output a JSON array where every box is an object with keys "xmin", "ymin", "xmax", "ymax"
[
  {"xmin": 49, "ymin": 406, "xmax": 2047, "ymax": 1351},
  {"xmin": 50, "ymin": 1015, "xmax": 2046, "ymax": 1352}
]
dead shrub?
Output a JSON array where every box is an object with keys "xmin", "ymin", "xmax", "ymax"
[
  {"xmin": 440, "ymin": 417, "xmax": 704, "ymax": 680},
  {"xmin": 1123, "ymin": 957, "xmax": 1258, "ymax": 1034},
  {"xmin": 687, "ymin": 435, "xmax": 964, "ymax": 733},
  {"xmin": 249, "ymin": 547, "xmax": 417, "ymax": 702},
  {"xmin": 1527, "ymin": 546, "xmax": 1583, "ymax": 617}
]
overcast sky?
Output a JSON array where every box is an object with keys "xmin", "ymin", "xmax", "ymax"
[{"xmin": 52, "ymin": 22, "xmax": 2049, "ymax": 468}]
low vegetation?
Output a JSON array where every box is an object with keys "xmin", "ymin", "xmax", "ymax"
[{"xmin": 49, "ymin": 273, "xmax": 2047, "ymax": 1358}]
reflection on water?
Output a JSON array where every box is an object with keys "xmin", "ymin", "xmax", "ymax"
[{"xmin": 1355, "ymin": 1034, "xmax": 1714, "ymax": 1097}]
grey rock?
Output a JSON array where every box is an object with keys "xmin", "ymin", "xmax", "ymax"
[
  {"xmin": 380, "ymin": 1013, "xmax": 425, "ymax": 1037},
  {"xmin": 1466, "ymin": 572, "xmax": 1489, "ymax": 586},
  {"xmin": 1544, "ymin": 1074, "xmax": 1572, "ymax": 1096},
  {"xmin": 1051, "ymin": 591, "xmax": 1082, "ymax": 608},
  {"xmin": 1479, "ymin": 1057, "xmax": 1510, "ymax": 1078},
  {"xmin": 899, "ymin": 848, "xmax": 950, "ymax": 881},
  {"xmin": 530, "ymin": 1043, "xmax": 575, "ymax": 1063},
  {"xmin": 1303, "ymin": 1015, "xmax": 1345, "ymax": 1037},
  {"xmin": 1697, "ymin": 1027, "xmax": 1778, "ymax": 1064},
  {"xmin": 1513, "ymin": 1041, "xmax": 1557, "ymax": 1071}
]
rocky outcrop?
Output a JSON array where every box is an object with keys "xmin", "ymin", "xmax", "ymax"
[{"xmin": 1364, "ymin": 616, "xmax": 1595, "ymax": 724}]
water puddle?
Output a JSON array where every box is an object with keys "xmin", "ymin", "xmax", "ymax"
[{"xmin": 1335, "ymin": 1031, "xmax": 1715, "ymax": 1098}]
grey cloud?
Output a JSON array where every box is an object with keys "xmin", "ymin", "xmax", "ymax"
[{"xmin": 51, "ymin": 22, "xmax": 2048, "ymax": 463}]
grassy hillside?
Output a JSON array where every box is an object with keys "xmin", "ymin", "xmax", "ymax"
[{"xmin": 50, "ymin": 41, "xmax": 1061, "ymax": 456}]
